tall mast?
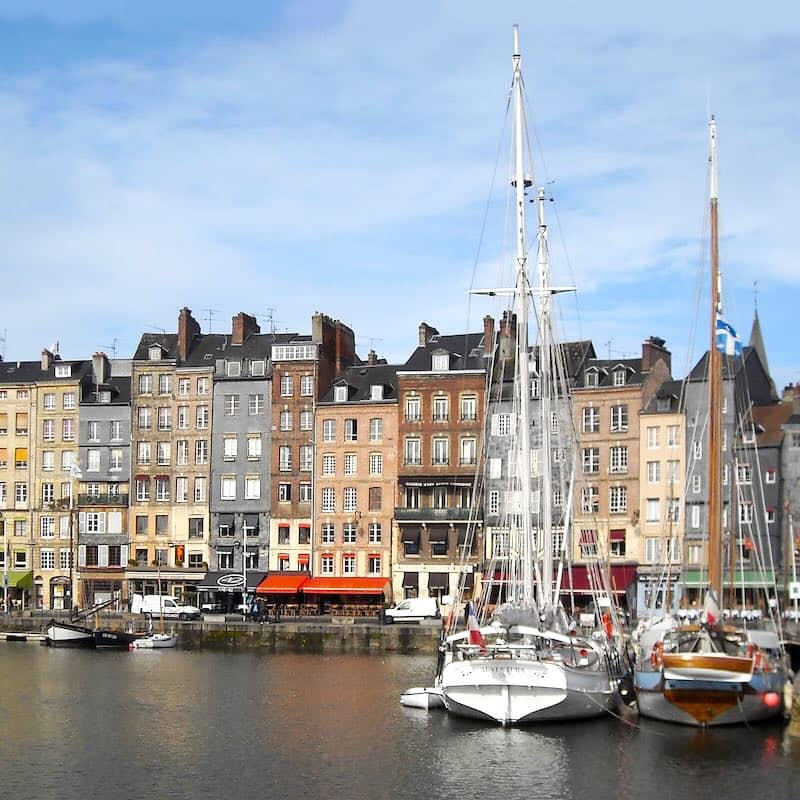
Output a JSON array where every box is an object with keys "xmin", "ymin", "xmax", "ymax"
[
  {"xmin": 511, "ymin": 24, "xmax": 536, "ymax": 608},
  {"xmin": 707, "ymin": 116, "xmax": 723, "ymax": 601}
]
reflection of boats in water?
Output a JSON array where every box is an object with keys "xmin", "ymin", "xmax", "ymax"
[{"xmin": 633, "ymin": 118, "xmax": 793, "ymax": 727}]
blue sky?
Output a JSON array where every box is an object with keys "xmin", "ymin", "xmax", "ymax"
[{"xmin": 0, "ymin": 1, "xmax": 797, "ymax": 390}]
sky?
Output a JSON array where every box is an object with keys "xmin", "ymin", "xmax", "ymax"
[{"xmin": 0, "ymin": 1, "xmax": 798, "ymax": 390}]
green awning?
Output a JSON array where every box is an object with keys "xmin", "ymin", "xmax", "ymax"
[
  {"xmin": 2, "ymin": 570, "xmax": 33, "ymax": 590},
  {"xmin": 679, "ymin": 569, "xmax": 775, "ymax": 588}
]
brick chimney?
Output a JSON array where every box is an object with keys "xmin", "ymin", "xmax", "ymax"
[
  {"xmin": 483, "ymin": 315, "xmax": 495, "ymax": 355},
  {"xmin": 92, "ymin": 352, "xmax": 110, "ymax": 385},
  {"xmin": 231, "ymin": 312, "xmax": 260, "ymax": 345},
  {"xmin": 641, "ymin": 336, "xmax": 671, "ymax": 374},
  {"xmin": 784, "ymin": 383, "xmax": 800, "ymax": 414},
  {"xmin": 41, "ymin": 348, "xmax": 53, "ymax": 371},
  {"xmin": 177, "ymin": 307, "xmax": 201, "ymax": 362},
  {"xmin": 367, "ymin": 349, "xmax": 378, "ymax": 366},
  {"xmin": 418, "ymin": 322, "xmax": 439, "ymax": 347}
]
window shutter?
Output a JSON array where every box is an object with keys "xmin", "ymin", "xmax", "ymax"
[
  {"xmin": 490, "ymin": 414, "xmax": 499, "ymax": 436},
  {"xmin": 121, "ymin": 545, "xmax": 129, "ymax": 564},
  {"xmin": 107, "ymin": 512, "xmax": 122, "ymax": 534},
  {"xmin": 78, "ymin": 512, "xmax": 86, "ymax": 534},
  {"xmin": 78, "ymin": 545, "xmax": 86, "ymax": 567},
  {"xmin": 489, "ymin": 458, "xmax": 501, "ymax": 479},
  {"xmin": 98, "ymin": 514, "xmax": 106, "ymax": 533},
  {"xmin": 98, "ymin": 545, "xmax": 109, "ymax": 567}
]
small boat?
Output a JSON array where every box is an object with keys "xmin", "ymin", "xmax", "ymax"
[
  {"xmin": 400, "ymin": 687, "xmax": 445, "ymax": 710},
  {"xmin": 130, "ymin": 631, "xmax": 178, "ymax": 649},
  {"xmin": 93, "ymin": 628, "xmax": 142, "ymax": 649},
  {"xmin": 44, "ymin": 619, "xmax": 96, "ymax": 648}
]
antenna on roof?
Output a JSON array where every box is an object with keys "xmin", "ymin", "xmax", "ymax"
[
  {"xmin": 358, "ymin": 336, "xmax": 384, "ymax": 349},
  {"xmin": 102, "ymin": 338, "xmax": 119, "ymax": 359},
  {"xmin": 147, "ymin": 325, "xmax": 167, "ymax": 335},
  {"xmin": 201, "ymin": 308, "xmax": 220, "ymax": 333},
  {"xmin": 260, "ymin": 308, "xmax": 280, "ymax": 336}
]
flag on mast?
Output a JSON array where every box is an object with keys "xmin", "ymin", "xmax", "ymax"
[
  {"xmin": 701, "ymin": 589, "xmax": 720, "ymax": 626},
  {"xmin": 715, "ymin": 314, "xmax": 743, "ymax": 357},
  {"xmin": 466, "ymin": 602, "xmax": 486, "ymax": 648}
]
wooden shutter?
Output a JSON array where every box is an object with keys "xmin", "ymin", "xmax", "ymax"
[
  {"xmin": 98, "ymin": 545, "xmax": 109, "ymax": 567},
  {"xmin": 78, "ymin": 544, "xmax": 86, "ymax": 567}
]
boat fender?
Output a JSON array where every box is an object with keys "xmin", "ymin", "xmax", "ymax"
[
  {"xmin": 746, "ymin": 643, "xmax": 764, "ymax": 670},
  {"xmin": 650, "ymin": 640, "xmax": 663, "ymax": 669},
  {"xmin": 602, "ymin": 612, "xmax": 613, "ymax": 639}
]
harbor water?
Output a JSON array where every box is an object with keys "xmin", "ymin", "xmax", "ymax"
[{"xmin": 0, "ymin": 646, "xmax": 798, "ymax": 800}]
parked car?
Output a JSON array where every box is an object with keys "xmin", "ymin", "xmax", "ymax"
[
  {"xmin": 384, "ymin": 597, "xmax": 440, "ymax": 623},
  {"xmin": 131, "ymin": 594, "xmax": 202, "ymax": 620}
]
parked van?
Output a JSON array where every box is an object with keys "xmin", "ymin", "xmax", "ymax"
[
  {"xmin": 131, "ymin": 594, "xmax": 202, "ymax": 620},
  {"xmin": 384, "ymin": 597, "xmax": 440, "ymax": 624}
]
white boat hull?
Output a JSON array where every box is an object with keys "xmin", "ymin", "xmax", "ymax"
[
  {"xmin": 400, "ymin": 687, "xmax": 445, "ymax": 710},
  {"xmin": 44, "ymin": 620, "xmax": 95, "ymax": 648},
  {"xmin": 440, "ymin": 657, "xmax": 614, "ymax": 724},
  {"xmin": 130, "ymin": 632, "xmax": 178, "ymax": 649}
]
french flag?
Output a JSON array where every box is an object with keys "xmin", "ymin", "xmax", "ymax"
[
  {"xmin": 702, "ymin": 589, "xmax": 720, "ymax": 627},
  {"xmin": 466, "ymin": 602, "xmax": 486, "ymax": 648}
]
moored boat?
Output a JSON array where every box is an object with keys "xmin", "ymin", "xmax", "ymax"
[
  {"xmin": 44, "ymin": 619, "xmax": 96, "ymax": 648},
  {"xmin": 130, "ymin": 631, "xmax": 178, "ymax": 649},
  {"xmin": 93, "ymin": 628, "xmax": 142, "ymax": 649}
]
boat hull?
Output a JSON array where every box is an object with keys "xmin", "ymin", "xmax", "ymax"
[
  {"xmin": 130, "ymin": 632, "xmax": 178, "ymax": 649},
  {"xmin": 93, "ymin": 629, "xmax": 140, "ymax": 649},
  {"xmin": 440, "ymin": 657, "xmax": 614, "ymax": 724},
  {"xmin": 44, "ymin": 620, "xmax": 96, "ymax": 648},
  {"xmin": 400, "ymin": 687, "xmax": 445, "ymax": 710},
  {"xmin": 634, "ymin": 666, "xmax": 787, "ymax": 726}
]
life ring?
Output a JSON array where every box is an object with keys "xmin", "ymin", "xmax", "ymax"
[
  {"xmin": 650, "ymin": 641, "xmax": 663, "ymax": 669},
  {"xmin": 746, "ymin": 643, "xmax": 764, "ymax": 670}
]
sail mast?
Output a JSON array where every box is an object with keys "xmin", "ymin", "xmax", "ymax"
[
  {"xmin": 707, "ymin": 116, "xmax": 724, "ymax": 602},
  {"xmin": 511, "ymin": 24, "xmax": 536, "ymax": 608}
]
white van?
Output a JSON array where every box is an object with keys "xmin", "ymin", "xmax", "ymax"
[
  {"xmin": 131, "ymin": 594, "xmax": 201, "ymax": 621},
  {"xmin": 384, "ymin": 597, "xmax": 440, "ymax": 624}
]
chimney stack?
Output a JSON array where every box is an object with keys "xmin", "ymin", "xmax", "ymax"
[
  {"xmin": 483, "ymin": 315, "xmax": 495, "ymax": 355},
  {"xmin": 418, "ymin": 322, "xmax": 439, "ymax": 347},
  {"xmin": 367, "ymin": 349, "xmax": 378, "ymax": 366},
  {"xmin": 92, "ymin": 352, "xmax": 110, "ymax": 385},
  {"xmin": 641, "ymin": 336, "xmax": 671, "ymax": 374},
  {"xmin": 41, "ymin": 348, "xmax": 53, "ymax": 371},
  {"xmin": 178, "ymin": 307, "xmax": 201, "ymax": 362},
  {"xmin": 231, "ymin": 312, "xmax": 260, "ymax": 345}
]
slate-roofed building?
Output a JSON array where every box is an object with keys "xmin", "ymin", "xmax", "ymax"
[{"xmin": 315, "ymin": 356, "xmax": 398, "ymax": 595}]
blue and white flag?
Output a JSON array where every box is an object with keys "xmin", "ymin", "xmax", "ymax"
[{"xmin": 715, "ymin": 314, "xmax": 743, "ymax": 357}]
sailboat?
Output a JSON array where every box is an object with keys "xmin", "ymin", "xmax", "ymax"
[
  {"xmin": 633, "ymin": 117, "xmax": 793, "ymax": 726},
  {"xmin": 432, "ymin": 26, "xmax": 625, "ymax": 725}
]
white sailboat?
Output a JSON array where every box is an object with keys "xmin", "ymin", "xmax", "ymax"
[
  {"xmin": 633, "ymin": 117, "xmax": 793, "ymax": 726},
  {"xmin": 434, "ymin": 25, "xmax": 624, "ymax": 725}
]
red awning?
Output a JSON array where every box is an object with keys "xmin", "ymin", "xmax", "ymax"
[
  {"xmin": 561, "ymin": 565, "xmax": 637, "ymax": 594},
  {"xmin": 301, "ymin": 577, "xmax": 389, "ymax": 596},
  {"xmin": 609, "ymin": 529, "xmax": 626, "ymax": 542},
  {"xmin": 297, "ymin": 554, "xmax": 310, "ymax": 564},
  {"xmin": 256, "ymin": 574, "xmax": 309, "ymax": 595}
]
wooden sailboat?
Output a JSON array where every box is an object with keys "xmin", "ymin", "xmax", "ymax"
[{"xmin": 633, "ymin": 118, "xmax": 792, "ymax": 726}]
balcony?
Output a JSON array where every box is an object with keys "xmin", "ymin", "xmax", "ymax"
[
  {"xmin": 78, "ymin": 493, "xmax": 129, "ymax": 507},
  {"xmin": 394, "ymin": 507, "xmax": 479, "ymax": 523}
]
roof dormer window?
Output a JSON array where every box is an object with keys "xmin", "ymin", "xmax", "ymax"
[
  {"xmin": 148, "ymin": 345, "xmax": 163, "ymax": 361},
  {"xmin": 613, "ymin": 369, "xmax": 626, "ymax": 387},
  {"xmin": 54, "ymin": 364, "xmax": 71, "ymax": 378},
  {"xmin": 334, "ymin": 385, "xmax": 348, "ymax": 402},
  {"xmin": 584, "ymin": 371, "xmax": 598, "ymax": 388},
  {"xmin": 250, "ymin": 360, "xmax": 266, "ymax": 377},
  {"xmin": 98, "ymin": 390, "xmax": 111, "ymax": 404},
  {"xmin": 226, "ymin": 361, "xmax": 241, "ymax": 377},
  {"xmin": 432, "ymin": 352, "xmax": 449, "ymax": 372},
  {"xmin": 370, "ymin": 385, "xmax": 384, "ymax": 401}
]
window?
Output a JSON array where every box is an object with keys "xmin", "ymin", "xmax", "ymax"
[
  {"xmin": 218, "ymin": 551, "xmax": 234, "ymax": 570},
  {"xmin": 433, "ymin": 395, "xmax": 449, "ymax": 422},
  {"xmin": 739, "ymin": 502, "xmax": 753, "ymax": 525},
  {"xmin": 224, "ymin": 395, "xmax": 239, "ymax": 416},
  {"xmin": 610, "ymin": 531, "xmax": 626, "ymax": 557},
  {"xmin": 42, "ymin": 419, "xmax": 55, "ymax": 441},
  {"xmin": 11, "ymin": 447, "xmax": 28, "ymax": 469},
  {"xmin": 297, "ymin": 374, "xmax": 313, "ymax": 396},
  {"xmin": 158, "ymin": 374, "xmax": 171, "ymax": 395},
  {"xmin": 176, "ymin": 405, "xmax": 188, "ymax": 429},
  {"xmin": 137, "ymin": 407, "xmax": 152, "ymax": 430},
  {"xmin": 176, "ymin": 440, "xmax": 189, "ymax": 465},
  {"xmin": 322, "ymin": 419, "xmax": 336, "ymax": 442},
  {"xmin": 137, "ymin": 442, "xmax": 151, "ymax": 465},
  {"xmin": 368, "ymin": 522, "xmax": 382, "ymax": 543},
  {"xmin": 369, "ymin": 452, "xmax": 383, "ymax": 476},
  {"xmin": 690, "ymin": 505, "xmax": 701, "ymax": 528},
  {"xmin": 667, "ymin": 498, "xmax": 680, "ymax": 522},
  {"xmin": 300, "ymin": 445, "xmax": 313, "ymax": 472},
  {"xmin": 61, "ymin": 392, "xmax": 75, "ymax": 410},
  {"xmin": 646, "ymin": 461, "xmax": 661, "ymax": 483},
  {"xmin": 223, "ymin": 436, "xmax": 238, "ymax": 461},
  {"xmin": 62, "ymin": 418, "xmax": 74, "ymax": 441},
  {"xmin": 334, "ymin": 386, "xmax": 348, "ymax": 402},
  {"xmin": 322, "ymin": 454, "xmax": 336, "ymax": 476},
  {"xmin": 195, "ymin": 440, "xmax": 209, "ymax": 464},
  {"xmin": 582, "ymin": 448, "xmax": 599, "ymax": 474},
  {"xmin": 405, "ymin": 395, "xmax": 421, "ymax": 422},
  {"xmin": 369, "ymin": 417, "xmax": 383, "ymax": 442},
  {"xmin": 613, "ymin": 369, "xmax": 626, "ymax": 386},
  {"xmin": 249, "ymin": 394, "xmax": 264, "ymax": 415},
  {"xmin": 176, "ymin": 477, "xmax": 188, "ymax": 502},
  {"xmin": 299, "ymin": 482, "xmax": 312, "ymax": 503},
  {"xmin": 369, "ymin": 487, "xmax": 382, "ymax": 511},
  {"xmin": 43, "ymin": 392, "xmax": 56, "ymax": 410},
  {"xmin": 405, "ymin": 486, "xmax": 420, "ymax": 509},
  {"xmin": 766, "ymin": 508, "xmax": 776, "ymax": 524},
  {"xmin": 368, "ymin": 555, "xmax": 381, "ymax": 575},
  {"xmin": 646, "ymin": 498, "xmax": 660, "ymax": 523},
  {"xmin": 194, "ymin": 477, "xmax": 207, "ymax": 503},
  {"xmin": 343, "ymin": 523, "xmax": 357, "ymax": 544},
  {"xmin": 157, "ymin": 407, "xmax": 171, "ymax": 431},
  {"xmin": 609, "ymin": 486, "xmax": 627, "ymax": 513},
  {"xmin": 42, "ymin": 483, "xmax": 55, "ymax": 505},
  {"xmin": 582, "ymin": 407, "xmax": 600, "ymax": 433},
  {"xmin": 135, "ymin": 478, "xmax": 149, "ymax": 502},
  {"xmin": 645, "ymin": 537, "xmax": 660, "ymax": 562},
  {"xmin": 300, "ymin": 410, "xmax": 312, "ymax": 431},
  {"xmin": 108, "ymin": 420, "xmax": 122, "ymax": 441},
  {"xmin": 344, "ymin": 453, "xmax": 357, "ymax": 475},
  {"xmin": 404, "ymin": 437, "xmax": 421, "ymax": 466},
  {"xmin": 343, "ymin": 487, "xmax": 357, "ymax": 512},
  {"xmin": 736, "ymin": 463, "xmax": 752, "ymax": 485},
  {"xmin": 666, "ymin": 425, "xmax": 679, "ymax": 447},
  {"xmin": 86, "ymin": 420, "xmax": 99, "ymax": 442},
  {"xmin": 249, "ymin": 359, "xmax": 266, "ymax": 377},
  {"xmin": 278, "ymin": 525, "xmax": 290, "ymax": 544},
  {"xmin": 581, "ymin": 486, "xmax": 599, "ymax": 514},
  {"xmin": 156, "ymin": 442, "xmax": 170, "ymax": 466},
  {"xmin": 280, "ymin": 375, "xmax": 293, "ymax": 397},
  {"xmin": 579, "ymin": 529, "xmax": 597, "ymax": 557},
  {"xmin": 765, "ymin": 469, "xmax": 776, "ymax": 484},
  {"xmin": 156, "ymin": 477, "xmax": 170, "ymax": 502},
  {"xmin": 344, "ymin": 419, "xmax": 358, "ymax": 442},
  {"xmin": 247, "ymin": 435, "xmax": 261, "ymax": 460},
  {"xmin": 138, "ymin": 374, "xmax": 153, "ymax": 394},
  {"xmin": 609, "ymin": 446, "xmax": 628, "ymax": 474},
  {"xmin": 279, "ymin": 446, "xmax": 292, "ymax": 472},
  {"xmin": 647, "ymin": 427, "xmax": 659, "ymax": 448},
  {"xmin": 197, "ymin": 377, "xmax": 209, "ymax": 395},
  {"xmin": 321, "ymin": 523, "xmax": 335, "ymax": 544},
  {"xmin": 87, "ymin": 449, "xmax": 101, "ymax": 472},
  {"xmin": 245, "ymin": 476, "xmax": 261, "ymax": 500},
  {"xmin": 460, "ymin": 394, "xmax": 477, "ymax": 421},
  {"xmin": 432, "ymin": 353, "xmax": 449, "ymax": 371},
  {"xmin": 432, "ymin": 437, "xmax": 449, "ymax": 466},
  {"xmin": 610, "ymin": 404, "xmax": 628, "ymax": 432},
  {"xmin": 693, "ymin": 440, "xmax": 702, "ymax": 460},
  {"xmin": 584, "ymin": 371, "xmax": 598, "ymax": 388},
  {"xmin": 221, "ymin": 476, "xmax": 236, "ymax": 500},
  {"xmin": 460, "ymin": 437, "xmax": 477, "ymax": 466},
  {"xmin": 196, "ymin": 406, "xmax": 209, "ymax": 429},
  {"xmin": 550, "ymin": 412, "xmax": 559, "ymax": 433},
  {"xmin": 321, "ymin": 555, "xmax": 334, "ymax": 575},
  {"xmin": 179, "ymin": 378, "xmax": 191, "ymax": 396},
  {"xmin": 40, "ymin": 516, "xmax": 55, "ymax": 538},
  {"xmin": 226, "ymin": 361, "xmax": 241, "ymax": 378},
  {"xmin": 691, "ymin": 474, "xmax": 701, "ymax": 494},
  {"xmin": 342, "ymin": 554, "xmax": 356, "ymax": 575},
  {"xmin": 279, "ymin": 410, "xmax": 292, "ymax": 431},
  {"xmin": 40, "ymin": 549, "xmax": 55, "ymax": 570},
  {"xmin": 321, "ymin": 488, "xmax": 335, "ymax": 513},
  {"xmin": 666, "ymin": 460, "xmax": 679, "ymax": 483},
  {"xmin": 486, "ymin": 490, "xmax": 499, "ymax": 516}
]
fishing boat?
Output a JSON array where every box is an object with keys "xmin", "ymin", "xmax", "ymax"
[
  {"xmin": 93, "ymin": 626, "xmax": 142, "ymax": 649},
  {"xmin": 433, "ymin": 26, "xmax": 625, "ymax": 725},
  {"xmin": 44, "ymin": 619, "xmax": 95, "ymax": 648},
  {"xmin": 633, "ymin": 118, "xmax": 793, "ymax": 726}
]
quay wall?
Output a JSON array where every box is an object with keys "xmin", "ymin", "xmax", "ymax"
[{"xmin": 0, "ymin": 615, "xmax": 443, "ymax": 655}]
